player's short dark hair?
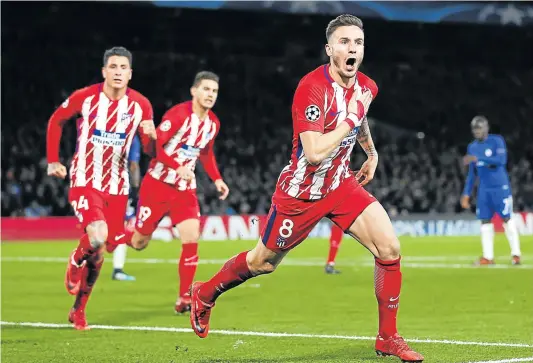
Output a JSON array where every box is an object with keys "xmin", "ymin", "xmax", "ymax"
[
  {"xmin": 103, "ymin": 46, "xmax": 132, "ymax": 67},
  {"xmin": 326, "ymin": 14, "xmax": 364, "ymax": 41},
  {"xmin": 192, "ymin": 71, "xmax": 219, "ymax": 87}
]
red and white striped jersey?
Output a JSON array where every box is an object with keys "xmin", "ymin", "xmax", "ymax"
[
  {"xmin": 148, "ymin": 101, "xmax": 222, "ymax": 191},
  {"xmin": 47, "ymin": 83, "xmax": 154, "ymax": 195},
  {"xmin": 277, "ymin": 64, "xmax": 378, "ymax": 200}
]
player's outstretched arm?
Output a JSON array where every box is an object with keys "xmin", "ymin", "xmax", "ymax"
[{"xmin": 46, "ymin": 89, "xmax": 86, "ymax": 179}]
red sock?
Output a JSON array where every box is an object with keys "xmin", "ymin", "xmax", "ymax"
[
  {"xmin": 73, "ymin": 234, "xmax": 94, "ymax": 264},
  {"xmin": 106, "ymin": 230, "xmax": 135, "ymax": 252},
  {"xmin": 179, "ymin": 242, "xmax": 198, "ymax": 297},
  {"xmin": 327, "ymin": 225, "xmax": 344, "ymax": 264},
  {"xmin": 198, "ymin": 251, "xmax": 253, "ymax": 303},
  {"xmin": 374, "ymin": 257, "xmax": 402, "ymax": 339},
  {"xmin": 73, "ymin": 253, "xmax": 104, "ymax": 311}
]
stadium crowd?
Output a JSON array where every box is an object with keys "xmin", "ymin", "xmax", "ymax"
[{"xmin": 2, "ymin": 2, "xmax": 532, "ymax": 217}]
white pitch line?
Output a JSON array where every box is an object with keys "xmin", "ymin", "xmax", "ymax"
[
  {"xmin": 466, "ymin": 358, "xmax": 533, "ymax": 363},
  {"xmin": 1, "ymin": 321, "xmax": 532, "ymax": 348},
  {"xmin": 1, "ymin": 256, "xmax": 531, "ymax": 269}
]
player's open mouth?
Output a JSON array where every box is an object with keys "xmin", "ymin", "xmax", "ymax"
[
  {"xmin": 113, "ymin": 78, "xmax": 122, "ymax": 82},
  {"xmin": 346, "ymin": 57, "xmax": 356, "ymax": 69}
]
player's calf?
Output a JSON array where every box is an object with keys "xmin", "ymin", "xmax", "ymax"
[{"xmin": 190, "ymin": 241, "xmax": 285, "ymax": 338}]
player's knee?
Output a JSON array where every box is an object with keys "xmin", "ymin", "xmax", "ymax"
[
  {"xmin": 87, "ymin": 221, "xmax": 108, "ymax": 249},
  {"xmin": 180, "ymin": 229, "xmax": 201, "ymax": 243},
  {"xmin": 375, "ymin": 234, "xmax": 401, "ymax": 261},
  {"xmin": 131, "ymin": 232, "xmax": 150, "ymax": 251}
]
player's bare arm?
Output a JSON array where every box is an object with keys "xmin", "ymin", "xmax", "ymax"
[
  {"xmin": 355, "ymin": 116, "xmax": 378, "ymax": 186},
  {"xmin": 301, "ymin": 89, "xmax": 373, "ymax": 165}
]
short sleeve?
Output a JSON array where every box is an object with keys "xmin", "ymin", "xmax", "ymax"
[{"xmin": 292, "ymin": 83, "xmax": 325, "ymax": 134}]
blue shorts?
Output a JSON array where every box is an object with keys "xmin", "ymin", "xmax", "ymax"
[{"xmin": 476, "ymin": 186, "xmax": 513, "ymax": 220}]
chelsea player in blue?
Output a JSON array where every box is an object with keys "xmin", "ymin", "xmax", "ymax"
[
  {"xmin": 112, "ymin": 135, "xmax": 141, "ymax": 281},
  {"xmin": 461, "ymin": 116, "xmax": 521, "ymax": 266}
]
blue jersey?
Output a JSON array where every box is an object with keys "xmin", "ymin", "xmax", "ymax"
[
  {"xmin": 128, "ymin": 135, "xmax": 141, "ymax": 163},
  {"xmin": 462, "ymin": 134, "xmax": 512, "ymax": 220}
]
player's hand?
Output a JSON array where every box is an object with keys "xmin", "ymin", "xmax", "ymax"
[
  {"xmin": 348, "ymin": 89, "xmax": 373, "ymax": 118},
  {"xmin": 214, "ymin": 179, "xmax": 230, "ymax": 200},
  {"xmin": 47, "ymin": 162, "xmax": 67, "ymax": 179},
  {"xmin": 177, "ymin": 166, "xmax": 195, "ymax": 181},
  {"xmin": 463, "ymin": 155, "xmax": 477, "ymax": 165},
  {"xmin": 140, "ymin": 120, "xmax": 157, "ymax": 140},
  {"xmin": 460, "ymin": 195, "xmax": 471, "ymax": 209},
  {"xmin": 355, "ymin": 156, "xmax": 378, "ymax": 186}
]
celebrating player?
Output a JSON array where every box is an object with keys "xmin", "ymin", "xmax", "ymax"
[
  {"xmin": 189, "ymin": 15, "xmax": 424, "ymax": 362},
  {"xmin": 46, "ymin": 47, "xmax": 156, "ymax": 330},
  {"xmin": 111, "ymin": 71, "xmax": 229, "ymax": 314},
  {"xmin": 110, "ymin": 134, "xmax": 142, "ymax": 281},
  {"xmin": 325, "ymin": 224, "xmax": 344, "ymax": 274},
  {"xmin": 461, "ymin": 116, "xmax": 521, "ymax": 265}
]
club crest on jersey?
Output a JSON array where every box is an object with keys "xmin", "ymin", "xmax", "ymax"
[
  {"xmin": 305, "ymin": 105, "xmax": 321, "ymax": 122},
  {"xmin": 119, "ymin": 113, "xmax": 133, "ymax": 127},
  {"xmin": 160, "ymin": 120, "xmax": 171, "ymax": 132}
]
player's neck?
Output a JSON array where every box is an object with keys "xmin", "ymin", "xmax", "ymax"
[
  {"xmin": 192, "ymin": 101, "xmax": 209, "ymax": 120},
  {"xmin": 102, "ymin": 83, "xmax": 127, "ymax": 101},
  {"xmin": 328, "ymin": 63, "xmax": 356, "ymax": 89}
]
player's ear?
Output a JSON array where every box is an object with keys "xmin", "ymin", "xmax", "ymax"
[
  {"xmin": 325, "ymin": 44, "xmax": 332, "ymax": 57},
  {"xmin": 190, "ymin": 86, "xmax": 196, "ymax": 98},
  {"xmin": 101, "ymin": 67, "xmax": 106, "ymax": 79},
  {"xmin": 129, "ymin": 69, "xmax": 133, "ymax": 80}
]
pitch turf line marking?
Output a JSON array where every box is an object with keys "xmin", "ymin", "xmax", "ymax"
[
  {"xmin": 1, "ymin": 321, "xmax": 532, "ymax": 349},
  {"xmin": 2, "ymin": 256, "xmax": 531, "ymax": 269},
  {"xmin": 466, "ymin": 358, "xmax": 533, "ymax": 363}
]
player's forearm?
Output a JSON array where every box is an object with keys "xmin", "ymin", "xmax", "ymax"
[
  {"xmin": 306, "ymin": 122, "xmax": 353, "ymax": 165},
  {"xmin": 462, "ymin": 165, "xmax": 475, "ymax": 196},
  {"xmin": 200, "ymin": 150, "xmax": 222, "ymax": 182},
  {"xmin": 477, "ymin": 154, "xmax": 506, "ymax": 166},
  {"xmin": 155, "ymin": 143, "xmax": 181, "ymax": 170},
  {"xmin": 139, "ymin": 132, "xmax": 156, "ymax": 157},
  {"xmin": 356, "ymin": 118, "xmax": 378, "ymax": 158},
  {"xmin": 46, "ymin": 116, "xmax": 65, "ymax": 163}
]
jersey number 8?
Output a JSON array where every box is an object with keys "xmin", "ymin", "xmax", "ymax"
[{"xmin": 279, "ymin": 219, "xmax": 294, "ymax": 238}]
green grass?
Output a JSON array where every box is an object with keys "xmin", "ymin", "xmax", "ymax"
[{"xmin": 1, "ymin": 236, "xmax": 533, "ymax": 362}]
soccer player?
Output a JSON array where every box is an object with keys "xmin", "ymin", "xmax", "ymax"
[
  {"xmin": 325, "ymin": 224, "xmax": 344, "ymax": 274},
  {"xmin": 46, "ymin": 47, "xmax": 156, "ymax": 330},
  {"xmin": 189, "ymin": 15, "xmax": 424, "ymax": 362},
  {"xmin": 461, "ymin": 116, "xmax": 521, "ymax": 266},
  {"xmin": 111, "ymin": 134, "xmax": 141, "ymax": 281},
  {"xmin": 111, "ymin": 71, "xmax": 230, "ymax": 314}
]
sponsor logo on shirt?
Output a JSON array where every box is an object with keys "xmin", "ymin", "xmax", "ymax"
[
  {"xmin": 91, "ymin": 129, "xmax": 127, "ymax": 147},
  {"xmin": 178, "ymin": 144, "xmax": 201, "ymax": 158}
]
